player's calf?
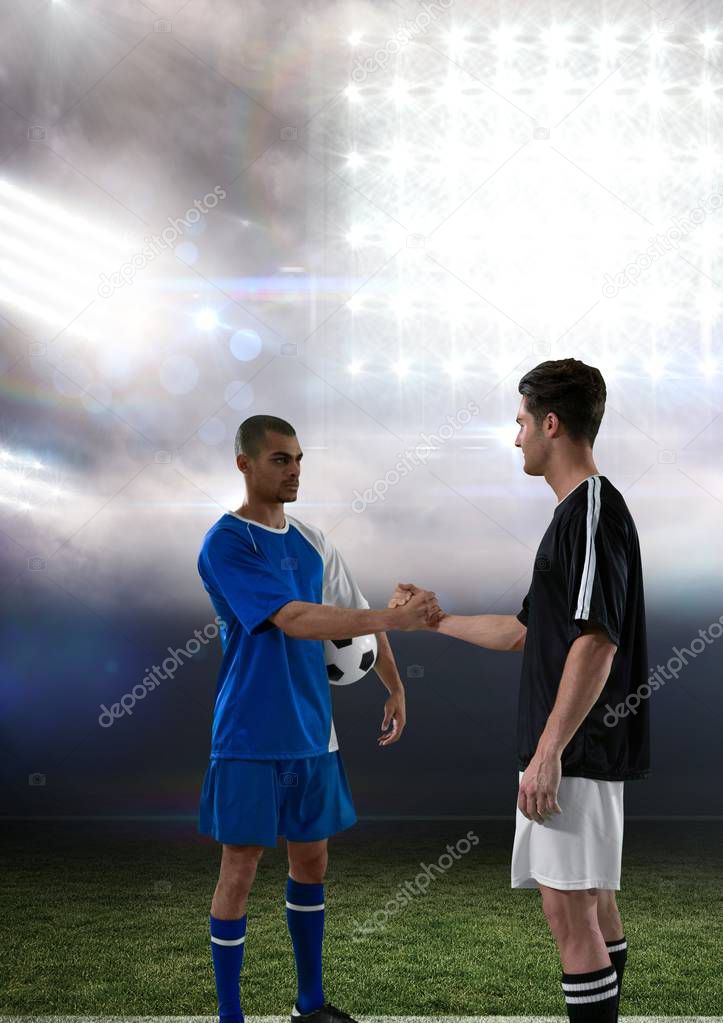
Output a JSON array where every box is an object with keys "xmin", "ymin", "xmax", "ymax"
[
  {"xmin": 209, "ymin": 844, "xmax": 264, "ymax": 1023},
  {"xmin": 541, "ymin": 887, "xmax": 618, "ymax": 1023}
]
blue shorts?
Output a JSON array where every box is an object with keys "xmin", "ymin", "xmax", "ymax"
[{"xmin": 198, "ymin": 750, "xmax": 357, "ymax": 847}]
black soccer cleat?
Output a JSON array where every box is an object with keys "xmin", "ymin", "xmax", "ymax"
[{"xmin": 290, "ymin": 1002, "xmax": 358, "ymax": 1023}]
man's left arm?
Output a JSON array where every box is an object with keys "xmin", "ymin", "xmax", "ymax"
[
  {"xmin": 518, "ymin": 625, "xmax": 618, "ymax": 823},
  {"xmin": 373, "ymin": 630, "xmax": 406, "ymax": 746},
  {"xmin": 321, "ymin": 534, "xmax": 407, "ymax": 746}
]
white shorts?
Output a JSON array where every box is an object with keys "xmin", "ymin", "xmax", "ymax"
[{"xmin": 511, "ymin": 772, "xmax": 624, "ymax": 890}]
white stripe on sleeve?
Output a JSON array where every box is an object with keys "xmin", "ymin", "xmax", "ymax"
[{"xmin": 574, "ymin": 475, "xmax": 601, "ymax": 620}]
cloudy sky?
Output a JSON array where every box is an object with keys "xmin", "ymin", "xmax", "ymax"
[{"xmin": 1, "ymin": 0, "xmax": 722, "ymax": 625}]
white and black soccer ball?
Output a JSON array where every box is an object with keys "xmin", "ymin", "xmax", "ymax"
[{"xmin": 324, "ymin": 633, "xmax": 378, "ymax": 686}]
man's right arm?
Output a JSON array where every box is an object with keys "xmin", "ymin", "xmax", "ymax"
[
  {"xmin": 436, "ymin": 613, "xmax": 526, "ymax": 651},
  {"xmin": 270, "ymin": 589, "xmax": 440, "ymax": 640},
  {"xmin": 389, "ymin": 583, "xmax": 526, "ymax": 651}
]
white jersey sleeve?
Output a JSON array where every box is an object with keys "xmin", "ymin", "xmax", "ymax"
[{"xmin": 286, "ymin": 515, "xmax": 370, "ymax": 610}]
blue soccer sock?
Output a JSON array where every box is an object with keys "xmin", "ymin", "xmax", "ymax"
[
  {"xmin": 210, "ymin": 913, "xmax": 247, "ymax": 1023},
  {"xmin": 285, "ymin": 877, "xmax": 325, "ymax": 1014}
]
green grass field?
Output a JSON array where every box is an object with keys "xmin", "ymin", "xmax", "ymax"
[{"xmin": 1, "ymin": 821, "xmax": 721, "ymax": 1017}]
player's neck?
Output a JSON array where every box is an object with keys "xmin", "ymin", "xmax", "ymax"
[
  {"xmin": 545, "ymin": 457, "xmax": 600, "ymax": 505},
  {"xmin": 234, "ymin": 498, "xmax": 286, "ymax": 530}
]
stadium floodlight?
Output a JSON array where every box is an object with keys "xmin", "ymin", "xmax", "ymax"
[
  {"xmin": 393, "ymin": 358, "xmax": 410, "ymax": 378},
  {"xmin": 195, "ymin": 308, "xmax": 218, "ymax": 330}
]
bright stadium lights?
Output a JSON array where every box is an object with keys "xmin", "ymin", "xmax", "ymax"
[
  {"xmin": 445, "ymin": 29, "xmax": 467, "ymax": 52},
  {"xmin": 543, "ymin": 24, "xmax": 569, "ymax": 54},
  {"xmin": 642, "ymin": 75, "xmax": 667, "ymax": 105},
  {"xmin": 388, "ymin": 144, "xmax": 411, "ymax": 173},
  {"xmin": 0, "ymin": 178, "xmax": 133, "ymax": 333},
  {"xmin": 699, "ymin": 30, "xmax": 717, "ymax": 49},
  {"xmin": 0, "ymin": 179, "xmax": 124, "ymax": 250},
  {"xmin": 694, "ymin": 144, "xmax": 717, "ymax": 170},
  {"xmin": 700, "ymin": 358, "xmax": 717, "ymax": 377},
  {"xmin": 648, "ymin": 357, "xmax": 667, "ymax": 381},
  {"xmin": 393, "ymin": 293, "xmax": 413, "ymax": 318},
  {"xmin": 0, "ymin": 448, "xmax": 65, "ymax": 512},
  {"xmin": 445, "ymin": 359, "xmax": 465, "ymax": 380},
  {"xmin": 695, "ymin": 81, "xmax": 718, "ymax": 104},
  {"xmin": 195, "ymin": 308, "xmax": 218, "ymax": 330},
  {"xmin": 597, "ymin": 25, "xmax": 621, "ymax": 52},
  {"xmin": 492, "ymin": 25, "xmax": 518, "ymax": 53},
  {"xmin": 649, "ymin": 27, "xmax": 671, "ymax": 53},
  {"xmin": 389, "ymin": 79, "xmax": 409, "ymax": 105},
  {"xmin": 346, "ymin": 151, "xmax": 365, "ymax": 169},
  {"xmin": 393, "ymin": 358, "xmax": 410, "ymax": 378},
  {"xmin": 346, "ymin": 224, "xmax": 365, "ymax": 248}
]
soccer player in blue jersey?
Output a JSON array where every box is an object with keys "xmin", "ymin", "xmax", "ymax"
[{"xmin": 197, "ymin": 414, "xmax": 441, "ymax": 1023}]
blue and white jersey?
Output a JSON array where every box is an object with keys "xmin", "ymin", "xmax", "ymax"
[{"xmin": 197, "ymin": 512, "xmax": 370, "ymax": 760}]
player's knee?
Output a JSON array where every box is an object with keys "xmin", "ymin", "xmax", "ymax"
[
  {"xmin": 220, "ymin": 845, "xmax": 264, "ymax": 889},
  {"xmin": 542, "ymin": 900, "xmax": 571, "ymax": 941},
  {"xmin": 597, "ymin": 889, "xmax": 622, "ymax": 926},
  {"xmin": 288, "ymin": 850, "xmax": 328, "ymax": 883},
  {"xmin": 542, "ymin": 891, "xmax": 597, "ymax": 941}
]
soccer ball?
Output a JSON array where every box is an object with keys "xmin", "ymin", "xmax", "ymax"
[{"xmin": 324, "ymin": 633, "xmax": 378, "ymax": 686}]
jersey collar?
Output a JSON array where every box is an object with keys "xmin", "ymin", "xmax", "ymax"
[
  {"xmin": 555, "ymin": 473, "xmax": 602, "ymax": 509},
  {"xmin": 227, "ymin": 511, "xmax": 290, "ymax": 534}
]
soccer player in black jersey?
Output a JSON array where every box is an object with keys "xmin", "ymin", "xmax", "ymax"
[{"xmin": 390, "ymin": 358, "xmax": 649, "ymax": 1023}]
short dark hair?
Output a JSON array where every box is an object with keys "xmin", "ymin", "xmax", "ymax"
[
  {"xmin": 518, "ymin": 358, "xmax": 606, "ymax": 445},
  {"xmin": 235, "ymin": 415, "xmax": 296, "ymax": 458}
]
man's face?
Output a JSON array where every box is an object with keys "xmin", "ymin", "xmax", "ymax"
[
  {"xmin": 515, "ymin": 398, "xmax": 548, "ymax": 476},
  {"xmin": 241, "ymin": 431, "xmax": 302, "ymax": 503}
]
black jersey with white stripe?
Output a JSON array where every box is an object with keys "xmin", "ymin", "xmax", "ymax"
[{"xmin": 516, "ymin": 474, "xmax": 650, "ymax": 781}]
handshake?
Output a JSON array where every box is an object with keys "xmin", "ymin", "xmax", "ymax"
[{"xmin": 387, "ymin": 582, "xmax": 446, "ymax": 631}]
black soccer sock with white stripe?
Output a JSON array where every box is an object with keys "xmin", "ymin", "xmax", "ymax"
[
  {"xmin": 606, "ymin": 936, "xmax": 627, "ymax": 994},
  {"xmin": 606, "ymin": 936, "xmax": 627, "ymax": 1017},
  {"xmin": 561, "ymin": 964, "xmax": 618, "ymax": 1023}
]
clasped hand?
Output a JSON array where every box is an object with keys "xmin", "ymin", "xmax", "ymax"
[{"xmin": 387, "ymin": 582, "xmax": 446, "ymax": 629}]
